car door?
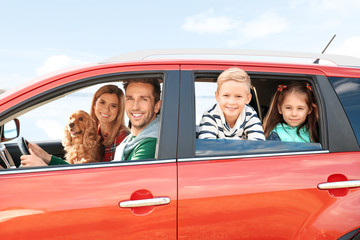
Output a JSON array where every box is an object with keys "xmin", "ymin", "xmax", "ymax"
[
  {"xmin": 0, "ymin": 67, "xmax": 180, "ymax": 239},
  {"xmin": 1, "ymin": 162, "xmax": 177, "ymax": 239},
  {"xmin": 176, "ymin": 68, "xmax": 360, "ymax": 239}
]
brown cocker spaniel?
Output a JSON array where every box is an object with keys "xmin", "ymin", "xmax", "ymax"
[{"xmin": 62, "ymin": 110, "xmax": 102, "ymax": 164}]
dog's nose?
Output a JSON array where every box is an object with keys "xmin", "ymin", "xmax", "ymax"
[{"xmin": 69, "ymin": 123, "xmax": 74, "ymax": 128}]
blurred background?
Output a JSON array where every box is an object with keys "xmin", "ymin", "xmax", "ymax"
[
  {"xmin": 2, "ymin": 0, "xmax": 360, "ymax": 141},
  {"xmin": 1, "ymin": 0, "xmax": 360, "ymax": 91}
]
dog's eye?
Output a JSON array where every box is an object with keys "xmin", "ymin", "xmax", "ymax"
[{"xmin": 79, "ymin": 117, "xmax": 83, "ymax": 121}]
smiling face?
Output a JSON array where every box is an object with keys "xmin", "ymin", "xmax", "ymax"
[
  {"xmin": 94, "ymin": 93, "xmax": 119, "ymax": 126},
  {"xmin": 215, "ymin": 80, "xmax": 252, "ymax": 127},
  {"xmin": 125, "ymin": 82, "xmax": 161, "ymax": 136},
  {"xmin": 278, "ymin": 92, "xmax": 312, "ymax": 127}
]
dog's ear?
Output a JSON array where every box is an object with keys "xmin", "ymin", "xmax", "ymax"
[
  {"xmin": 62, "ymin": 125, "xmax": 72, "ymax": 147},
  {"xmin": 83, "ymin": 118, "xmax": 99, "ymax": 148}
]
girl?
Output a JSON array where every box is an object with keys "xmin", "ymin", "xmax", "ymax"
[
  {"xmin": 21, "ymin": 85, "xmax": 129, "ymax": 166},
  {"xmin": 263, "ymin": 82, "xmax": 318, "ymax": 143}
]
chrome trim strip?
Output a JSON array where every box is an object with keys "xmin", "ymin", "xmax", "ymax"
[
  {"xmin": 0, "ymin": 159, "xmax": 176, "ymax": 175},
  {"xmin": 119, "ymin": 197, "xmax": 171, "ymax": 208},
  {"xmin": 0, "ymin": 150, "xmax": 330, "ymax": 175},
  {"xmin": 179, "ymin": 150, "xmax": 329, "ymax": 162},
  {"xmin": 318, "ymin": 180, "xmax": 360, "ymax": 190}
]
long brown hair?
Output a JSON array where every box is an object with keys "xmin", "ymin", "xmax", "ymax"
[
  {"xmin": 263, "ymin": 82, "xmax": 319, "ymax": 142},
  {"xmin": 90, "ymin": 85, "xmax": 128, "ymax": 146}
]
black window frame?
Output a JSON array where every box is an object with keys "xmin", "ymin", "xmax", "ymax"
[
  {"xmin": 328, "ymin": 76, "xmax": 360, "ymax": 149},
  {"xmin": 177, "ymin": 69, "xmax": 359, "ymax": 161},
  {"xmin": 1, "ymin": 69, "xmax": 181, "ymax": 171}
]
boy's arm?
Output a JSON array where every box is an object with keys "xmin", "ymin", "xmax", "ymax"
[
  {"xmin": 198, "ymin": 113, "xmax": 218, "ymax": 139},
  {"xmin": 243, "ymin": 108, "xmax": 266, "ymax": 141}
]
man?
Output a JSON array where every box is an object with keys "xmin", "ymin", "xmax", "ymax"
[
  {"xmin": 113, "ymin": 78, "xmax": 161, "ymax": 161},
  {"xmin": 20, "ymin": 78, "xmax": 161, "ymax": 166}
]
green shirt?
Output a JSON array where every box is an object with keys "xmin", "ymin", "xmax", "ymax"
[
  {"xmin": 49, "ymin": 137, "xmax": 157, "ymax": 164},
  {"xmin": 271, "ymin": 123, "xmax": 312, "ymax": 143},
  {"xmin": 125, "ymin": 137, "xmax": 157, "ymax": 160},
  {"xmin": 49, "ymin": 155, "xmax": 69, "ymax": 165}
]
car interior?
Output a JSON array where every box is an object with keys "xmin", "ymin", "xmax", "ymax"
[
  {"xmin": 194, "ymin": 72, "xmax": 322, "ymax": 157},
  {"xmin": 0, "ymin": 72, "xmax": 323, "ymax": 169}
]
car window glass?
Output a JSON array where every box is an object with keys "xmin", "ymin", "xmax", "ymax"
[
  {"xmin": 15, "ymin": 83, "xmax": 116, "ymax": 142},
  {"xmin": 195, "ymin": 82, "xmax": 217, "ymax": 127},
  {"xmin": 328, "ymin": 77, "xmax": 360, "ymax": 145}
]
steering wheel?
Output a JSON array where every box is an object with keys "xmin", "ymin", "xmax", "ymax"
[
  {"xmin": 17, "ymin": 137, "xmax": 30, "ymax": 155},
  {"xmin": 0, "ymin": 143, "xmax": 16, "ymax": 169}
]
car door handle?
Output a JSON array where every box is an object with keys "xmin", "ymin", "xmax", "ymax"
[
  {"xmin": 119, "ymin": 197, "xmax": 171, "ymax": 208},
  {"xmin": 318, "ymin": 180, "xmax": 360, "ymax": 190}
]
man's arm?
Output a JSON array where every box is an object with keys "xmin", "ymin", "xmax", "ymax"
[{"xmin": 127, "ymin": 138, "xmax": 157, "ymax": 160}]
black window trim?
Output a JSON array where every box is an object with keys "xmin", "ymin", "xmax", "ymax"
[
  {"xmin": 178, "ymin": 69, "xmax": 359, "ymax": 161},
  {"xmin": 1, "ymin": 69, "xmax": 181, "ymax": 173}
]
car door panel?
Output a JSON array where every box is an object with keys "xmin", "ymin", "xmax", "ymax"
[
  {"xmin": 177, "ymin": 152, "xmax": 360, "ymax": 239},
  {"xmin": 0, "ymin": 162, "xmax": 177, "ymax": 239}
]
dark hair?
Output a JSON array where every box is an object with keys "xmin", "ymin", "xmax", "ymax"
[
  {"xmin": 263, "ymin": 82, "xmax": 319, "ymax": 142},
  {"xmin": 123, "ymin": 78, "xmax": 161, "ymax": 103}
]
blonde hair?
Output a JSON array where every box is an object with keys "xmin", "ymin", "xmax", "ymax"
[{"xmin": 217, "ymin": 67, "xmax": 251, "ymax": 93}]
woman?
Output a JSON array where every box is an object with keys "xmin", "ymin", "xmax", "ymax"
[{"xmin": 21, "ymin": 85, "xmax": 129, "ymax": 166}]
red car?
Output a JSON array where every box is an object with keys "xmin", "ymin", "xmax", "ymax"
[{"xmin": 1, "ymin": 49, "xmax": 360, "ymax": 239}]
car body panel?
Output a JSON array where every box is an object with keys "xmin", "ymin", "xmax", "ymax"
[
  {"xmin": 178, "ymin": 152, "xmax": 360, "ymax": 239},
  {"xmin": 1, "ymin": 53, "xmax": 360, "ymax": 239},
  {"xmin": 0, "ymin": 162, "xmax": 177, "ymax": 240}
]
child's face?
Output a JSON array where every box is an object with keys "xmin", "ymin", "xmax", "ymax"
[
  {"xmin": 215, "ymin": 80, "xmax": 251, "ymax": 125},
  {"xmin": 278, "ymin": 92, "xmax": 312, "ymax": 127}
]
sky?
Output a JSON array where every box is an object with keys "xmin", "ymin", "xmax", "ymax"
[{"xmin": 1, "ymin": 0, "xmax": 360, "ymax": 91}]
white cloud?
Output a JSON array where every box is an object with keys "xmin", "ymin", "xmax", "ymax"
[
  {"xmin": 36, "ymin": 119, "xmax": 64, "ymax": 139},
  {"xmin": 182, "ymin": 9, "xmax": 289, "ymax": 47},
  {"xmin": 181, "ymin": 9, "xmax": 239, "ymax": 34},
  {"xmin": 242, "ymin": 12, "xmax": 289, "ymax": 39},
  {"xmin": 226, "ymin": 11, "xmax": 289, "ymax": 47},
  {"xmin": 330, "ymin": 37, "xmax": 360, "ymax": 59},
  {"xmin": 35, "ymin": 55, "xmax": 89, "ymax": 76}
]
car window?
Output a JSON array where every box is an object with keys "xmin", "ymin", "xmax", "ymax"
[
  {"xmin": 2, "ymin": 74, "xmax": 166, "ymax": 169},
  {"xmin": 16, "ymin": 84, "xmax": 109, "ymax": 142},
  {"xmin": 194, "ymin": 74, "xmax": 323, "ymax": 157},
  {"xmin": 195, "ymin": 82, "xmax": 217, "ymax": 129},
  {"xmin": 328, "ymin": 77, "xmax": 360, "ymax": 146}
]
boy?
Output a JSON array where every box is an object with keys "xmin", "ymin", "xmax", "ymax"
[{"xmin": 198, "ymin": 67, "xmax": 265, "ymax": 140}]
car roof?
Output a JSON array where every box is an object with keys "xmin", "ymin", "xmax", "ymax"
[
  {"xmin": 2, "ymin": 49, "xmax": 360, "ymax": 104},
  {"xmin": 101, "ymin": 49, "xmax": 360, "ymax": 67}
]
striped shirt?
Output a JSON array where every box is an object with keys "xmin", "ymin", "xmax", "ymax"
[{"xmin": 198, "ymin": 103, "xmax": 265, "ymax": 140}]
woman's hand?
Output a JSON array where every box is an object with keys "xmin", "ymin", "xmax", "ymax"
[
  {"xmin": 20, "ymin": 148, "xmax": 48, "ymax": 167},
  {"xmin": 28, "ymin": 142, "xmax": 52, "ymax": 164}
]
